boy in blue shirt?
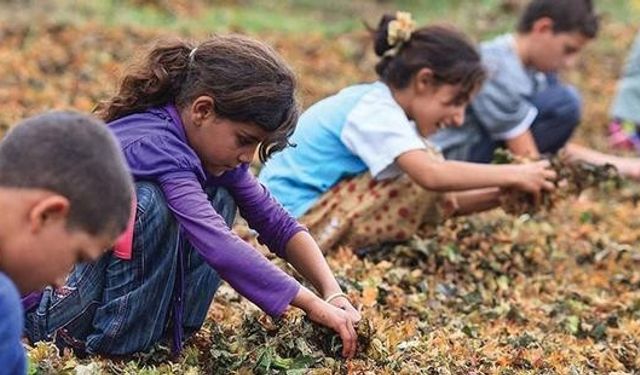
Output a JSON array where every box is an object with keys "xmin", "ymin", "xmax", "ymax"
[
  {"xmin": 0, "ymin": 112, "xmax": 133, "ymax": 374},
  {"xmin": 430, "ymin": 0, "xmax": 640, "ymax": 180}
]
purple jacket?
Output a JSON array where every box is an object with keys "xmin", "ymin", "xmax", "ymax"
[{"xmin": 108, "ymin": 104, "xmax": 303, "ymax": 317}]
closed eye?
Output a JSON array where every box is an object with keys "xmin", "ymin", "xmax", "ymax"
[{"xmin": 236, "ymin": 133, "xmax": 260, "ymax": 147}]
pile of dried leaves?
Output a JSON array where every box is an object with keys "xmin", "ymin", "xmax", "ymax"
[{"xmin": 492, "ymin": 148, "xmax": 626, "ymax": 215}]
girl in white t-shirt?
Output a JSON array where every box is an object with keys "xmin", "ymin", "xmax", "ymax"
[{"xmin": 259, "ymin": 12, "xmax": 556, "ymax": 250}]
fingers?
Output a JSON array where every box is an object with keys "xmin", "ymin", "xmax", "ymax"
[
  {"xmin": 338, "ymin": 318, "xmax": 358, "ymax": 358},
  {"xmin": 536, "ymin": 159, "xmax": 551, "ymax": 168},
  {"xmin": 329, "ymin": 297, "xmax": 362, "ymax": 323},
  {"xmin": 542, "ymin": 179, "xmax": 556, "ymax": 191},
  {"xmin": 543, "ymin": 168, "xmax": 557, "ymax": 181},
  {"xmin": 309, "ymin": 299, "xmax": 359, "ymax": 358},
  {"xmin": 348, "ymin": 307, "xmax": 362, "ymax": 323}
]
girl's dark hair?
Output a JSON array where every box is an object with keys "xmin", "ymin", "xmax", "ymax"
[
  {"xmin": 517, "ymin": 0, "xmax": 599, "ymax": 38},
  {"xmin": 373, "ymin": 15, "xmax": 486, "ymax": 105},
  {"xmin": 95, "ymin": 35, "xmax": 299, "ymax": 162}
]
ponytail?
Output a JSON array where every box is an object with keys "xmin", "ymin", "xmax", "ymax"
[
  {"xmin": 371, "ymin": 14, "xmax": 486, "ymax": 104},
  {"xmin": 97, "ymin": 35, "xmax": 299, "ymax": 162},
  {"xmin": 96, "ymin": 39, "xmax": 195, "ymax": 122}
]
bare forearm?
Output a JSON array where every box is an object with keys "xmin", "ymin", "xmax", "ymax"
[
  {"xmin": 565, "ymin": 143, "xmax": 619, "ymax": 165},
  {"xmin": 565, "ymin": 143, "xmax": 640, "ymax": 180},
  {"xmin": 506, "ymin": 130, "xmax": 540, "ymax": 158},
  {"xmin": 284, "ymin": 231, "xmax": 342, "ymax": 297},
  {"xmin": 450, "ymin": 188, "xmax": 501, "ymax": 215},
  {"xmin": 416, "ymin": 160, "xmax": 519, "ymax": 191}
]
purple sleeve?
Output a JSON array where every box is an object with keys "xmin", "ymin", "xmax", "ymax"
[
  {"xmin": 214, "ymin": 165, "xmax": 307, "ymax": 259},
  {"xmin": 157, "ymin": 170, "xmax": 300, "ymax": 317}
]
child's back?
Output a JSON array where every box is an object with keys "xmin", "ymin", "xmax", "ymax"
[{"xmin": 261, "ymin": 82, "xmax": 426, "ymax": 217}]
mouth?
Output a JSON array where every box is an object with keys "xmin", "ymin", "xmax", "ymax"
[{"xmin": 436, "ymin": 121, "xmax": 449, "ymax": 130}]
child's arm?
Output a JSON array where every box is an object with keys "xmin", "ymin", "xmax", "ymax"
[
  {"xmin": 505, "ymin": 130, "xmax": 540, "ymax": 159},
  {"xmin": 221, "ymin": 167, "xmax": 361, "ymax": 357},
  {"xmin": 395, "ymin": 149, "xmax": 556, "ymax": 195},
  {"xmin": 503, "ymin": 130, "xmax": 640, "ymax": 180},
  {"xmin": 448, "ymin": 188, "xmax": 502, "ymax": 216},
  {"xmin": 564, "ymin": 143, "xmax": 640, "ymax": 180},
  {"xmin": 160, "ymin": 173, "xmax": 301, "ymax": 317},
  {"xmin": 281, "ymin": 231, "xmax": 362, "ymax": 359},
  {"xmin": 284, "ymin": 231, "xmax": 361, "ymax": 318}
]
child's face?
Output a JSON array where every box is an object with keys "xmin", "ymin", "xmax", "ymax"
[
  {"xmin": 408, "ymin": 83, "xmax": 469, "ymax": 138},
  {"xmin": 0, "ymin": 190, "xmax": 114, "ymax": 293},
  {"xmin": 185, "ymin": 97, "xmax": 268, "ymax": 176},
  {"xmin": 528, "ymin": 30, "xmax": 590, "ymax": 73}
]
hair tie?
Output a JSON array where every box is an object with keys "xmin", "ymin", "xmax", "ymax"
[
  {"xmin": 189, "ymin": 47, "xmax": 198, "ymax": 62},
  {"xmin": 385, "ymin": 11, "xmax": 416, "ymax": 57}
]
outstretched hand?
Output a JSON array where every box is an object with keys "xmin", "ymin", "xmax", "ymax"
[
  {"xmin": 512, "ymin": 160, "xmax": 557, "ymax": 205},
  {"xmin": 614, "ymin": 157, "xmax": 640, "ymax": 181}
]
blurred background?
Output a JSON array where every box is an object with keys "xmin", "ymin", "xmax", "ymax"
[{"xmin": 0, "ymin": 0, "xmax": 638, "ymax": 151}]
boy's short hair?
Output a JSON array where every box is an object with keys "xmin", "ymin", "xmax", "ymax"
[
  {"xmin": 0, "ymin": 111, "xmax": 133, "ymax": 236},
  {"xmin": 517, "ymin": 0, "xmax": 599, "ymax": 38}
]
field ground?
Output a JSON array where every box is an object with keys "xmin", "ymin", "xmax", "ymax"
[{"xmin": 5, "ymin": 1, "xmax": 640, "ymax": 373}]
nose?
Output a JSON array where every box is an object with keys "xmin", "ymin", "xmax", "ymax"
[
  {"xmin": 564, "ymin": 55, "xmax": 578, "ymax": 69},
  {"xmin": 452, "ymin": 107, "xmax": 466, "ymax": 127},
  {"xmin": 238, "ymin": 146, "xmax": 256, "ymax": 164}
]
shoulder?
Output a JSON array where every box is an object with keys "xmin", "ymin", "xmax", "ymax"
[
  {"xmin": 108, "ymin": 107, "xmax": 183, "ymax": 147},
  {"xmin": 476, "ymin": 36, "xmax": 534, "ymax": 100},
  {"xmin": 0, "ymin": 272, "xmax": 23, "ymax": 333},
  {"xmin": 348, "ymin": 82, "xmax": 408, "ymax": 124},
  {"xmin": 0, "ymin": 273, "xmax": 26, "ymax": 375},
  {"xmin": 300, "ymin": 82, "xmax": 385, "ymax": 124},
  {"xmin": 480, "ymin": 34, "xmax": 526, "ymax": 82}
]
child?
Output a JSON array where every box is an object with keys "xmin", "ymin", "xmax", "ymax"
[
  {"xmin": 430, "ymin": 0, "xmax": 640, "ymax": 179},
  {"xmin": 609, "ymin": 30, "xmax": 640, "ymax": 152},
  {"xmin": 24, "ymin": 35, "xmax": 361, "ymax": 359},
  {"xmin": 259, "ymin": 13, "xmax": 556, "ymax": 251},
  {"xmin": 0, "ymin": 112, "xmax": 133, "ymax": 374}
]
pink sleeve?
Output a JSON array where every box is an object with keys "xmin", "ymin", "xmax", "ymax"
[{"xmin": 113, "ymin": 195, "xmax": 137, "ymax": 260}]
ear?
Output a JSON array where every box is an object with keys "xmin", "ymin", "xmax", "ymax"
[
  {"xmin": 531, "ymin": 17, "xmax": 554, "ymax": 35},
  {"xmin": 414, "ymin": 67, "xmax": 435, "ymax": 95},
  {"xmin": 189, "ymin": 95, "xmax": 216, "ymax": 127},
  {"xmin": 29, "ymin": 195, "xmax": 70, "ymax": 233}
]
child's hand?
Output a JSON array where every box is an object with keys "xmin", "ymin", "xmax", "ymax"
[
  {"xmin": 511, "ymin": 160, "xmax": 557, "ymax": 203},
  {"xmin": 305, "ymin": 298, "xmax": 359, "ymax": 358},
  {"xmin": 327, "ymin": 295, "xmax": 362, "ymax": 323},
  {"xmin": 292, "ymin": 288, "xmax": 359, "ymax": 358},
  {"xmin": 613, "ymin": 157, "xmax": 640, "ymax": 180}
]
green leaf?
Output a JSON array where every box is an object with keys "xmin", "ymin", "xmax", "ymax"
[{"xmin": 565, "ymin": 315, "xmax": 581, "ymax": 335}]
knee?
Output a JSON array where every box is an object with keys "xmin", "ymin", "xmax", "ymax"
[
  {"xmin": 559, "ymin": 85, "xmax": 582, "ymax": 127},
  {"xmin": 135, "ymin": 182, "xmax": 170, "ymax": 223},
  {"xmin": 534, "ymin": 84, "xmax": 582, "ymax": 129},
  {"xmin": 134, "ymin": 182, "xmax": 179, "ymax": 247}
]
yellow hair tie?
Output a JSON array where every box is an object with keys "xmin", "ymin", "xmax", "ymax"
[{"xmin": 385, "ymin": 11, "xmax": 416, "ymax": 57}]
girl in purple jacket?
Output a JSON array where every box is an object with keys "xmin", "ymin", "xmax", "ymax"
[{"xmin": 24, "ymin": 35, "xmax": 360, "ymax": 358}]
